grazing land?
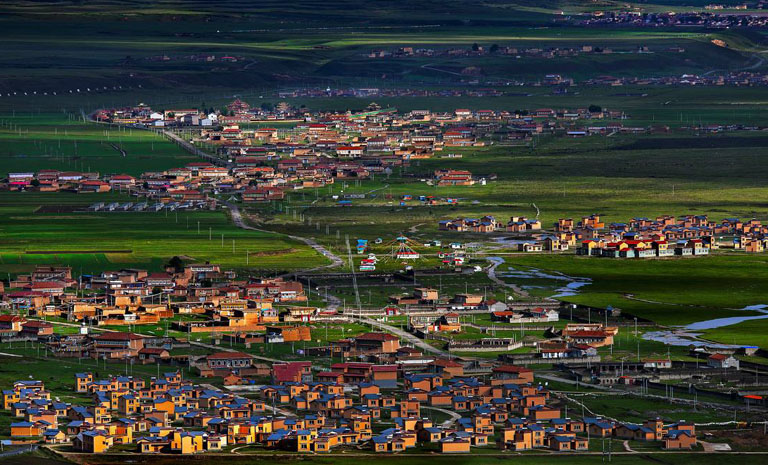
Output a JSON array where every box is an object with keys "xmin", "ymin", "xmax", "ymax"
[{"xmin": 0, "ymin": 192, "xmax": 329, "ymax": 274}]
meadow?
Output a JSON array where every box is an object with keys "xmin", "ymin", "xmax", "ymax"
[
  {"xmin": 0, "ymin": 192, "xmax": 329, "ymax": 276},
  {"xmin": 0, "ymin": 0, "xmax": 764, "ymax": 103},
  {"xmin": 0, "ymin": 113, "xmax": 197, "ymax": 175}
]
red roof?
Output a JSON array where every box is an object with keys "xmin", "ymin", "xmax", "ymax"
[
  {"xmin": 567, "ymin": 331, "xmax": 609, "ymax": 338},
  {"xmin": 95, "ymin": 332, "xmax": 143, "ymax": 341},
  {"xmin": 273, "ymin": 361, "xmax": 311, "ymax": 382},
  {"xmin": 207, "ymin": 351, "xmax": 253, "ymax": 360},
  {"xmin": 492, "ymin": 311, "xmax": 515, "ymax": 317},
  {"xmin": 432, "ymin": 359, "xmax": 462, "ymax": 368},
  {"xmin": 492, "ymin": 365, "xmax": 532, "ymax": 374},
  {"xmin": 28, "ymin": 282, "xmax": 65, "ymax": 289},
  {"xmin": 139, "ymin": 348, "xmax": 168, "ymax": 355},
  {"xmin": 372, "ymin": 365, "xmax": 397, "ymax": 372},
  {"xmin": 331, "ymin": 362, "xmax": 372, "ymax": 370},
  {"xmin": 22, "ymin": 321, "xmax": 52, "ymax": 328},
  {"xmin": 355, "ymin": 332, "xmax": 399, "ymax": 342}
]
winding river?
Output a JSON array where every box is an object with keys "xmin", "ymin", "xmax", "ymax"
[{"xmin": 488, "ymin": 256, "xmax": 766, "ymax": 348}]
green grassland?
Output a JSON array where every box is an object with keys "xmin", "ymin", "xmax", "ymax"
[
  {"xmin": 0, "ymin": 0, "xmax": 763, "ymax": 100},
  {"xmin": 0, "ymin": 113, "xmax": 197, "ymax": 175},
  {"xmin": 499, "ymin": 254, "xmax": 768, "ymax": 325},
  {"xmin": 0, "ymin": 191, "xmax": 329, "ymax": 275},
  {"xmin": 700, "ymin": 319, "xmax": 768, "ymax": 348}
]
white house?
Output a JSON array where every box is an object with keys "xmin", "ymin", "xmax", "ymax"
[{"xmin": 707, "ymin": 353, "xmax": 739, "ymax": 370}]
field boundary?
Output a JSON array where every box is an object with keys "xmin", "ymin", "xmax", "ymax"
[{"xmin": 25, "ymin": 250, "xmax": 132, "ymax": 254}]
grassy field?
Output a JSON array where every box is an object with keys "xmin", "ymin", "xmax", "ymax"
[
  {"xmin": 0, "ymin": 192, "xmax": 328, "ymax": 275},
  {"xmin": 0, "ymin": 113, "xmax": 197, "ymax": 175},
  {"xmin": 498, "ymin": 254, "xmax": 768, "ymax": 324},
  {"xmin": 0, "ymin": 0, "xmax": 762, "ymax": 103},
  {"xmin": 700, "ymin": 319, "xmax": 768, "ymax": 348}
]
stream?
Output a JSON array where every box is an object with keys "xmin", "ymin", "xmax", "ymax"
[
  {"xmin": 488, "ymin": 257, "xmax": 767, "ymax": 349},
  {"xmin": 643, "ymin": 305, "xmax": 768, "ymax": 348}
]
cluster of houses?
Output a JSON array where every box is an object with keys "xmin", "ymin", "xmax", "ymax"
[
  {"xmin": 582, "ymin": 10, "xmax": 768, "ymax": 29},
  {"xmin": 94, "ymin": 101, "xmax": 635, "ymax": 159},
  {"xmin": 588, "ymin": 352, "xmax": 743, "ymax": 386},
  {"xmin": 367, "ymin": 44, "xmax": 666, "ymax": 61},
  {"xmin": 433, "ymin": 213, "xmax": 768, "ymax": 257},
  {"xmin": 388, "ymin": 287, "xmax": 509, "ymax": 313},
  {"xmin": 439, "ymin": 215, "xmax": 542, "ymax": 233},
  {"xmin": 277, "ymin": 87, "xmax": 512, "ymax": 99},
  {"xmin": 5, "ymin": 372, "xmax": 245, "ymax": 453},
  {"xmin": 568, "ymin": 214, "xmax": 768, "ymax": 257},
  {"xmin": 584, "ymin": 70, "xmax": 768, "ymax": 88},
  {"xmin": 579, "ymin": 417, "xmax": 697, "ymax": 450},
  {"xmin": 4, "ymin": 170, "xmax": 112, "ymax": 193},
  {"xmin": 0, "ymin": 264, "xmax": 329, "ymax": 353},
  {"xmin": 2, "ymin": 352, "xmax": 701, "ymax": 455}
]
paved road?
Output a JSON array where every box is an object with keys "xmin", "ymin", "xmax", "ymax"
[
  {"xmin": 161, "ymin": 129, "xmax": 224, "ymax": 165},
  {"xmin": 703, "ymin": 54, "xmax": 765, "ymax": 76},
  {"xmin": 226, "ymin": 201, "xmax": 344, "ymax": 273},
  {"xmin": 351, "ymin": 314, "xmax": 451, "ymax": 357},
  {"xmin": 421, "ymin": 63, "xmax": 464, "ymax": 76},
  {"xmin": 535, "ymin": 373, "xmax": 614, "ymax": 391},
  {"xmin": 189, "ymin": 340, "xmax": 283, "ymax": 364},
  {"xmin": 0, "ymin": 445, "xmax": 37, "ymax": 458},
  {"xmin": 422, "ymin": 406, "xmax": 462, "ymax": 428}
]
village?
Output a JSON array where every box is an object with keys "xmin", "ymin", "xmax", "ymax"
[
  {"xmin": 438, "ymin": 213, "xmax": 768, "ymax": 255},
  {"xmin": 5, "ymin": 98, "xmax": 768, "ymax": 201},
  {"xmin": 581, "ymin": 9, "xmax": 768, "ymax": 28},
  {"xmin": 0, "ymin": 266, "xmax": 704, "ymax": 456},
  {"xmin": 0, "ymin": 255, "xmax": 761, "ymax": 457},
  {"xmin": 0, "ymin": 362, "xmax": 699, "ymax": 455}
]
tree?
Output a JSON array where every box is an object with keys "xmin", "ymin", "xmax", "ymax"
[
  {"xmin": 588, "ymin": 104, "xmax": 602, "ymax": 113},
  {"xmin": 167, "ymin": 256, "xmax": 185, "ymax": 273},
  {"xmin": 472, "ymin": 43, "xmax": 480, "ymax": 52},
  {"xmin": 30, "ymin": 179, "xmax": 40, "ymax": 187},
  {"xmin": 490, "ymin": 44, "xmax": 499, "ymax": 53}
]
